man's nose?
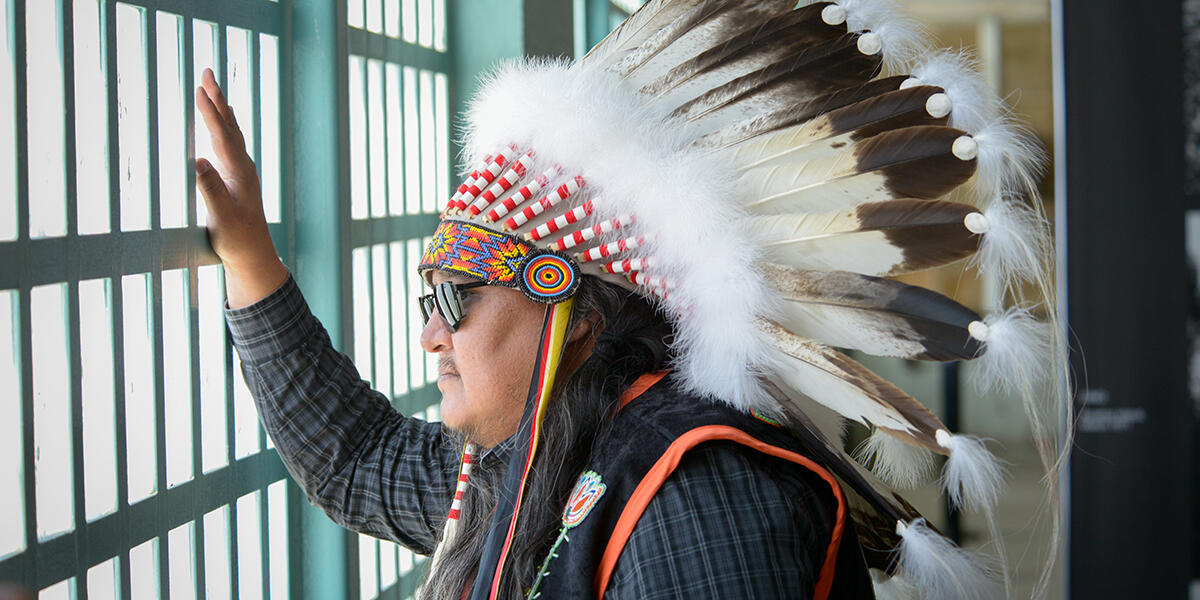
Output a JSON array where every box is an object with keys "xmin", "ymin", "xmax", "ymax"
[{"xmin": 419, "ymin": 311, "xmax": 452, "ymax": 353}]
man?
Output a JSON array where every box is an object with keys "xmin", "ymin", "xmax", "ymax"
[
  {"xmin": 197, "ymin": 0, "xmax": 1062, "ymax": 598},
  {"xmin": 197, "ymin": 63, "xmax": 867, "ymax": 597}
]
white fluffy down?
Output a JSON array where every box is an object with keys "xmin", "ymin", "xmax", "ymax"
[
  {"xmin": 895, "ymin": 519, "xmax": 1003, "ymax": 600},
  {"xmin": 937, "ymin": 431, "xmax": 1007, "ymax": 512},
  {"xmin": 856, "ymin": 428, "xmax": 937, "ymax": 489},
  {"xmin": 462, "ymin": 58, "xmax": 775, "ymax": 409},
  {"xmin": 971, "ymin": 117, "xmax": 1048, "ymax": 202},
  {"xmin": 870, "ymin": 569, "xmax": 917, "ymax": 600},
  {"xmin": 971, "ymin": 306, "xmax": 1053, "ymax": 398},
  {"xmin": 909, "ymin": 50, "xmax": 1002, "ymax": 135},
  {"xmin": 908, "ymin": 50, "xmax": 1047, "ymax": 201},
  {"xmin": 975, "ymin": 195, "xmax": 1052, "ymax": 290},
  {"xmin": 833, "ymin": 0, "xmax": 928, "ymax": 72}
]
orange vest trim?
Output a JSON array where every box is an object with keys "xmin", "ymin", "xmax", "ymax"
[
  {"xmin": 592, "ymin": 425, "xmax": 847, "ymax": 600},
  {"xmin": 618, "ymin": 371, "xmax": 670, "ymax": 410}
]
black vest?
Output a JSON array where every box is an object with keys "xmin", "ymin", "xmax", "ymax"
[{"xmin": 525, "ymin": 373, "xmax": 874, "ymax": 599}]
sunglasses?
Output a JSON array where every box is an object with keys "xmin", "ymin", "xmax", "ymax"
[{"xmin": 418, "ymin": 280, "xmax": 488, "ymax": 331}]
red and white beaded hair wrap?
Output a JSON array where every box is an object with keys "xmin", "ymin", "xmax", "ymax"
[{"xmin": 428, "ymin": 441, "xmax": 478, "ymax": 572}]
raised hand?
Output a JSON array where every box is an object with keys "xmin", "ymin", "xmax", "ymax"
[{"xmin": 195, "ymin": 68, "xmax": 288, "ymax": 308}]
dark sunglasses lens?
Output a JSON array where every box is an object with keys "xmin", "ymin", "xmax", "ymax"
[
  {"xmin": 419, "ymin": 281, "xmax": 484, "ymax": 330},
  {"xmin": 419, "ymin": 295, "xmax": 434, "ymax": 324},
  {"xmin": 435, "ymin": 282, "xmax": 463, "ymax": 329}
]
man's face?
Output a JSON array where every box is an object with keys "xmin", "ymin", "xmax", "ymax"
[{"xmin": 420, "ymin": 271, "xmax": 545, "ymax": 447}]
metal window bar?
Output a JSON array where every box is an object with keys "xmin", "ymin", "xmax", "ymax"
[
  {"xmin": 345, "ymin": 0, "xmax": 448, "ymax": 597},
  {"xmin": 0, "ymin": 1, "xmax": 292, "ymax": 598}
]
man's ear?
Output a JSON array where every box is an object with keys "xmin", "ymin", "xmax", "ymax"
[{"xmin": 567, "ymin": 311, "xmax": 601, "ymax": 344}]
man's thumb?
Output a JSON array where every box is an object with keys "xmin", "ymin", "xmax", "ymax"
[{"xmin": 195, "ymin": 158, "xmax": 230, "ymax": 211}]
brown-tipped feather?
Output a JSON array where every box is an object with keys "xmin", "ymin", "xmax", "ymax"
[
  {"xmin": 853, "ymin": 125, "xmax": 976, "ymax": 200},
  {"xmin": 583, "ymin": 0, "xmax": 707, "ymax": 65},
  {"xmin": 764, "ymin": 263, "xmax": 983, "ymax": 360},
  {"xmin": 750, "ymin": 199, "xmax": 981, "ymax": 276},
  {"xmin": 717, "ymin": 86, "xmax": 954, "ymax": 175},
  {"xmin": 833, "ymin": 85, "xmax": 952, "ymax": 140},
  {"xmin": 857, "ymin": 198, "xmax": 980, "ymax": 273},
  {"xmin": 642, "ymin": 4, "xmax": 844, "ymax": 101},
  {"xmin": 695, "ymin": 76, "xmax": 911, "ymax": 150},
  {"xmin": 671, "ymin": 33, "xmax": 882, "ymax": 125},
  {"xmin": 613, "ymin": 0, "xmax": 798, "ymax": 83},
  {"xmin": 740, "ymin": 126, "xmax": 978, "ymax": 215},
  {"xmin": 765, "ymin": 323, "xmax": 948, "ymax": 453}
]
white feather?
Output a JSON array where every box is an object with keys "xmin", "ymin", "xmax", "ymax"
[
  {"xmin": 764, "ymin": 324, "xmax": 942, "ymax": 448},
  {"xmin": 870, "ymin": 569, "xmax": 917, "ymax": 600},
  {"xmin": 834, "ymin": 0, "xmax": 928, "ymax": 71},
  {"xmin": 909, "ymin": 50, "xmax": 1002, "ymax": 135},
  {"xmin": 857, "ymin": 428, "xmax": 937, "ymax": 488},
  {"xmin": 972, "ymin": 195, "xmax": 1052, "ymax": 291},
  {"xmin": 776, "ymin": 289, "xmax": 925, "ymax": 352},
  {"xmin": 970, "ymin": 306, "xmax": 1052, "ymax": 398},
  {"xmin": 936, "ymin": 430, "xmax": 1007, "ymax": 512},
  {"xmin": 749, "ymin": 211, "xmax": 906, "ymax": 275},
  {"xmin": 894, "ymin": 518, "xmax": 1003, "ymax": 600},
  {"xmin": 743, "ymin": 170, "xmax": 895, "ymax": 215}
]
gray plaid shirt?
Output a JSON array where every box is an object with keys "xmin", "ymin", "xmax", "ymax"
[{"xmin": 227, "ymin": 276, "xmax": 857, "ymax": 598}]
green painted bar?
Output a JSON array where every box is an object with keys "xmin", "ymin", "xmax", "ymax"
[
  {"xmin": 288, "ymin": 0, "xmax": 352, "ymax": 596},
  {"xmin": 448, "ymin": 0, "xmax": 522, "ymax": 178},
  {"xmin": 2, "ymin": 453, "xmax": 288, "ymax": 588},
  {"xmin": 348, "ymin": 213, "xmax": 440, "ymax": 248},
  {"xmin": 346, "ymin": 28, "xmax": 450, "ymax": 72},
  {"xmin": 120, "ymin": 0, "xmax": 283, "ymax": 35}
]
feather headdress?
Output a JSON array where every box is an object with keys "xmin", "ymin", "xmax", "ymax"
[{"xmin": 424, "ymin": 1, "xmax": 1068, "ymax": 597}]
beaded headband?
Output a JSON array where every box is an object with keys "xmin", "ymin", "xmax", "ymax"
[{"xmin": 419, "ymin": 219, "xmax": 581, "ymax": 304}]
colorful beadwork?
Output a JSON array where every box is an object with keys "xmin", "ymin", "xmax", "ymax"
[
  {"xmin": 562, "ymin": 470, "xmax": 606, "ymax": 528},
  {"xmin": 421, "ymin": 220, "xmax": 532, "ymax": 284},
  {"xmin": 522, "ymin": 254, "xmax": 577, "ymax": 301},
  {"xmin": 421, "ymin": 220, "xmax": 581, "ymax": 304}
]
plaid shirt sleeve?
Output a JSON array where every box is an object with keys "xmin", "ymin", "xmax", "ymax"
[
  {"xmin": 605, "ymin": 441, "xmax": 836, "ymax": 599},
  {"xmin": 225, "ymin": 275, "xmax": 460, "ymax": 554}
]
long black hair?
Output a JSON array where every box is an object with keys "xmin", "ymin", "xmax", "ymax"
[{"xmin": 421, "ymin": 277, "xmax": 674, "ymax": 599}]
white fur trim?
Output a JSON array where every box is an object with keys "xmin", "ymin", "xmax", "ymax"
[
  {"xmin": 894, "ymin": 519, "xmax": 1003, "ymax": 600},
  {"xmin": 462, "ymin": 59, "xmax": 774, "ymax": 408}
]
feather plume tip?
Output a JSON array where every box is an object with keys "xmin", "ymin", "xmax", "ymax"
[
  {"xmin": 833, "ymin": 0, "xmax": 927, "ymax": 71},
  {"xmin": 895, "ymin": 518, "xmax": 1002, "ymax": 600},
  {"xmin": 857, "ymin": 428, "xmax": 938, "ymax": 488},
  {"xmin": 971, "ymin": 307, "xmax": 1052, "ymax": 397},
  {"xmin": 975, "ymin": 196, "xmax": 1052, "ymax": 288},
  {"xmin": 936, "ymin": 430, "xmax": 1006, "ymax": 512}
]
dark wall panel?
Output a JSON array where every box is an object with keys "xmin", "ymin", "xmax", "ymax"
[{"xmin": 1063, "ymin": 0, "xmax": 1191, "ymax": 597}]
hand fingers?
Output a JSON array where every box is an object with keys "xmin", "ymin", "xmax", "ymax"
[
  {"xmin": 195, "ymin": 84, "xmax": 227, "ymax": 139},
  {"xmin": 200, "ymin": 68, "xmax": 235, "ymax": 125},
  {"xmin": 195, "ymin": 158, "xmax": 232, "ymax": 212},
  {"xmin": 196, "ymin": 83, "xmax": 247, "ymax": 161}
]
